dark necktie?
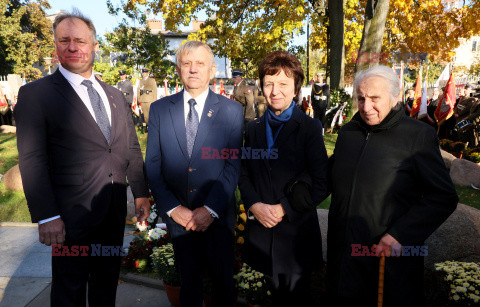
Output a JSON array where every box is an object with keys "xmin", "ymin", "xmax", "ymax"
[
  {"xmin": 81, "ymin": 79, "xmax": 111, "ymax": 143},
  {"xmin": 186, "ymin": 98, "xmax": 199, "ymax": 157}
]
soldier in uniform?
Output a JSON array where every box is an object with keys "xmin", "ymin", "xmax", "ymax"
[
  {"xmin": 454, "ymin": 93, "xmax": 480, "ymax": 147},
  {"xmin": 117, "ymin": 70, "xmax": 134, "ymax": 107},
  {"xmin": 404, "ymin": 88, "xmax": 415, "ymax": 116},
  {"xmin": 231, "ymin": 69, "xmax": 256, "ymax": 124},
  {"xmin": 137, "ymin": 68, "xmax": 157, "ymax": 128},
  {"xmin": 253, "ymin": 79, "xmax": 267, "ymax": 117},
  {"xmin": 310, "ymin": 72, "xmax": 330, "ymax": 126}
]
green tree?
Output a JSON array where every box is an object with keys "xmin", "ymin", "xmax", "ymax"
[
  {"xmin": 102, "ymin": 4, "xmax": 177, "ymax": 83},
  {"xmin": 0, "ymin": 0, "xmax": 54, "ymax": 80}
]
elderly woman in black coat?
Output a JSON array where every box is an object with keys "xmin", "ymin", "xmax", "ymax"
[
  {"xmin": 238, "ymin": 51, "xmax": 328, "ymax": 305},
  {"xmin": 327, "ymin": 65, "xmax": 458, "ymax": 306}
]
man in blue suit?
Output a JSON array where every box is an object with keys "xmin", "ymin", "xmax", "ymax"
[{"xmin": 145, "ymin": 41, "xmax": 243, "ymax": 307}]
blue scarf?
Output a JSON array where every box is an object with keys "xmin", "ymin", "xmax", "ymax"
[{"xmin": 266, "ymin": 101, "xmax": 295, "ymax": 156}]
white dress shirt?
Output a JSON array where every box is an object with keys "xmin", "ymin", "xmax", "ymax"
[
  {"xmin": 167, "ymin": 88, "xmax": 218, "ymax": 219},
  {"xmin": 39, "ymin": 66, "xmax": 112, "ymax": 225}
]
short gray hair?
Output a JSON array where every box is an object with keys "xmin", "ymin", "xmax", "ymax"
[
  {"xmin": 53, "ymin": 8, "xmax": 97, "ymax": 43},
  {"xmin": 354, "ymin": 65, "xmax": 401, "ymax": 108},
  {"xmin": 176, "ymin": 40, "xmax": 216, "ymax": 68}
]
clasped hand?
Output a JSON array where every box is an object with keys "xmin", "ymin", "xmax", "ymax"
[
  {"xmin": 170, "ymin": 206, "xmax": 214, "ymax": 232},
  {"xmin": 250, "ymin": 202, "xmax": 285, "ymax": 228}
]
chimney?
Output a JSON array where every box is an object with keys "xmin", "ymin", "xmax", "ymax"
[
  {"xmin": 192, "ymin": 20, "xmax": 204, "ymax": 31},
  {"xmin": 147, "ymin": 19, "xmax": 163, "ymax": 31}
]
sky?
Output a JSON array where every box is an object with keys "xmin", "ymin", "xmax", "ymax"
[
  {"xmin": 46, "ymin": 0, "xmax": 308, "ymax": 48},
  {"xmin": 46, "ymin": 0, "xmax": 129, "ymax": 36}
]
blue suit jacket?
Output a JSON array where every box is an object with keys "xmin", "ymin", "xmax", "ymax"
[{"xmin": 145, "ymin": 90, "xmax": 243, "ymax": 233}]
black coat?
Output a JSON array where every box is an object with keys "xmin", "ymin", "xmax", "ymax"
[
  {"xmin": 238, "ymin": 107, "xmax": 329, "ymax": 276},
  {"xmin": 327, "ymin": 108, "xmax": 458, "ymax": 304}
]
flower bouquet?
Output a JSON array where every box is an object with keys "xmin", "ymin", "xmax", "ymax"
[
  {"xmin": 234, "ymin": 263, "xmax": 271, "ymax": 306},
  {"xmin": 434, "ymin": 261, "xmax": 480, "ymax": 305},
  {"xmin": 135, "ymin": 198, "xmax": 159, "ymax": 232},
  {"xmin": 123, "ymin": 227, "xmax": 169, "ymax": 272}
]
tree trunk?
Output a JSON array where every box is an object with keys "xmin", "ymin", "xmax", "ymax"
[
  {"xmin": 355, "ymin": 0, "xmax": 390, "ymax": 73},
  {"xmin": 352, "ymin": 0, "xmax": 390, "ymax": 112},
  {"xmin": 327, "ymin": 0, "xmax": 345, "ymax": 90},
  {"xmin": 309, "ymin": 0, "xmax": 345, "ymax": 90}
]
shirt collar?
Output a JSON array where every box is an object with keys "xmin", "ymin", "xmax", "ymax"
[
  {"xmin": 183, "ymin": 88, "xmax": 210, "ymax": 109},
  {"xmin": 59, "ymin": 64, "xmax": 97, "ymax": 86}
]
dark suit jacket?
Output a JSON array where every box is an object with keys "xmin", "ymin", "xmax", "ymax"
[
  {"xmin": 238, "ymin": 107, "xmax": 328, "ymax": 276},
  {"xmin": 15, "ymin": 69, "xmax": 149, "ymax": 237},
  {"xmin": 145, "ymin": 90, "xmax": 243, "ymax": 235}
]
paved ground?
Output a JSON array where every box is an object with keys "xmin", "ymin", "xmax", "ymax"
[{"xmin": 0, "ymin": 223, "xmax": 170, "ymax": 306}]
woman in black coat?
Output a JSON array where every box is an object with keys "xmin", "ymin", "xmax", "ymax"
[
  {"xmin": 327, "ymin": 65, "xmax": 458, "ymax": 306},
  {"xmin": 238, "ymin": 51, "xmax": 329, "ymax": 305}
]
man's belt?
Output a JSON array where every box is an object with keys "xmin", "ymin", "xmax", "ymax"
[{"xmin": 455, "ymin": 119, "xmax": 474, "ymax": 133}]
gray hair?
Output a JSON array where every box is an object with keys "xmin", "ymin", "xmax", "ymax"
[
  {"xmin": 354, "ymin": 65, "xmax": 401, "ymax": 108},
  {"xmin": 176, "ymin": 40, "xmax": 216, "ymax": 68},
  {"xmin": 53, "ymin": 8, "xmax": 97, "ymax": 43}
]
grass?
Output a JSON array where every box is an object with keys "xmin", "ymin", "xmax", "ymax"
[
  {"xmin": 455, "ymin": 184, "xmax": 480, "ymax": 210},
  {"xmin": 0, "ymin": 134, "xmax": 30, "ymax": 222},
  {"xmin": 1, "ymin": 130, "xmax": 480, "ymax": 222},
  {"xmin": 323, "ymin": 133, "xmax": 337, "ymax": 157}
]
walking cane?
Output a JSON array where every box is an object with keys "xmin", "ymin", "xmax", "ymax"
[{"xmin": 378, "ymin": 253, "xmax": 385, "ymax": 307}]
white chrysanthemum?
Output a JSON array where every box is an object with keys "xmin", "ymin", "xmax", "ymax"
[{"xmin": 136, "ymin": 222, "xmax": 148, "ymax": 232}]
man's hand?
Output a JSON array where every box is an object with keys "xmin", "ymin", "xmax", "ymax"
[
  {"xmin": 272, "ymin": 204, "xmax": 285, "ymax": 219},
  {"xmin": 375, "ymin": 233, "xmax": 402, "ymax": 257},
  {"xmin": 170, "ymin": 206, "xmax": 193, "ymax": 228},
  {"xmin": 135, "ymin": 197, "xmax": 151, "ymax": 222},
  {"xmin": 185, "ymin": 207, "xmax": 214, "ymax": 232},
  {"xmin": 39, "ymin": 218, "xmax": 66, "ymax": 246},
  {"xmin": 250, "ymin": 202, "xmax": 283, "ymax": 228}
]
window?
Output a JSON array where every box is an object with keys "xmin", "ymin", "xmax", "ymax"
[{"xmin": 473, "ymin": 41, "xmax": 478, "ymax": 52}]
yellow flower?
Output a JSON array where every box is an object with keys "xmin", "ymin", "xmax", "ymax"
[
  {"xmin": 237, "ymin": 237, "xmax": 244, "ymax": 244},
  {"xmin": 453, "ymin": 294, "xmax": 460, "ymax": 301},
  {"xmin": 239, "ymin": 204, "xmax": 245, "ymax": 212},
  {"xmin": 239, "ymin": 212, "xmax": 247, "ymax": 223},
  {"xmin": 237, "ymin": 224, "xmax": 245, "ymax": 231}
]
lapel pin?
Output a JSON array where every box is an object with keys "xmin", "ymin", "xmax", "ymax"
[
  {"xmin": 207, "ymin": 109, "xmax": 214, "ymax": 117},
  {"xmin": 113, "ymin": 103, "xmax": 117, "ymax": 108}
]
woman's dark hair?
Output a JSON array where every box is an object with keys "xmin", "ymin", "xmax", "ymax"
[{"xmin": 259, "ymin": 51, "xmax": 304, "ymax": 101}]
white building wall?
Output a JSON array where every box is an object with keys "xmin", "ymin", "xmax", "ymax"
[{"xmin": 454, "ymin": 36, "xmax": 480, "ymax": 69}]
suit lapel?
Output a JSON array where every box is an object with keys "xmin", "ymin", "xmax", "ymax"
[
  {"xmin": 169, "ymin": 92, "xmax": 189, "ymax": 160},
  {"xmin": 191, "ymin": 90, "xmax": 220, "ymax": 161},
  {"xmin": 52, "ymin": 69, "xmax": 108, "ymax": 144}
]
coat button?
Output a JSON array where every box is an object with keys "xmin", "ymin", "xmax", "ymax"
[
  {"xmin": 108, "ymin": 148, "xmax": 112, "ymax": 153},
  {"xmin": 109, "ymin": 173, "xmax": 112, "ymax": 177}
]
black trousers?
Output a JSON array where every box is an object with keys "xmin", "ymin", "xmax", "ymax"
[
  {"xmin": 268, "ymin": 273, "xmax": 313, "ymax": 307},
  {"xmin": 51, "ymin": 199, "xmax": 125, "ymax": 307},
  {"xmin": 170, "ymin": 221, "xmax": 235, "ymax": 307}
]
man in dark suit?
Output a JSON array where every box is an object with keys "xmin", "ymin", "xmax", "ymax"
[
  {"xmin": 145, "ymin": 40, "xmax": 243, "ymax": 307},
  {"xmin": 14, "ymin": 10, "xmax": 150, "ymax": 306}
]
